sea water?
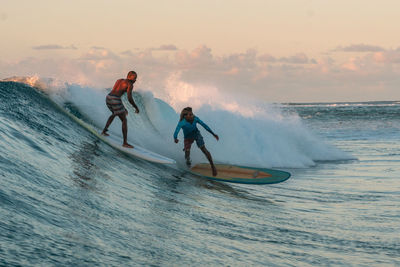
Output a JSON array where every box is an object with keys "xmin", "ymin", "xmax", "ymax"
[{"xmin": 0, "ymin": 79, "xmax": 399, "ymax": 266}]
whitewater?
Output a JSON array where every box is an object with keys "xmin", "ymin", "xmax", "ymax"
[
  {"xmin": 3, "ymin": 76, "xmax": 352, "ymax": 168},
  {"xmin": 0, "ymin": 77, "xmax": 399, "ymax": 266}
]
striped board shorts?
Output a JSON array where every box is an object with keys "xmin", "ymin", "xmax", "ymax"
[{"xmin": 106, "ymin": 94, "xmax": 126, "ymax": 115}]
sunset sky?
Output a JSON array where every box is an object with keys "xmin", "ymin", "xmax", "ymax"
[{"xmin": 1, "ymin": 0, "xmax": 400, "ymax": 102}]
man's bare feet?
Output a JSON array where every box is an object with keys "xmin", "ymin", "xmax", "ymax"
[
  {"xmin": 211, "ymin": 165, "xmax": 217, "ymax": 176},
  {"xmin": 101, "ymin": 131, "xmax": 109, "ymax": 136},
  {"xmin": 123, "ymin": 143, "xmax": 134, "ymax": 149}
]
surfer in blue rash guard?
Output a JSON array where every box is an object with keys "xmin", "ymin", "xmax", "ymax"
[
  {"xmin": 101, "ymin": 71, "xmax": 140, "ymax": 148},
  {"xmin": 173, "ymin": 107, "xmax": 219, "ymax": 176}
]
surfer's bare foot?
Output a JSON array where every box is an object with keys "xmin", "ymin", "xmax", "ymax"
[
  {"xmin": 101, "ymin": 131, "xmax": 109, "ymax": 136},
  {"xmin": 211, "ymin": 165, "xmax": 217, "ymax": 176},
  {"xmin": 123, "ymin": 143, "xmax": 134, "ymax": 148}
]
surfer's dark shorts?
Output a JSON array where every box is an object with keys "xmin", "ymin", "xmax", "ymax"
[
  {"xmin": 106, "ymin": 94, "xmax": 126, "ymax": 115},
  {"xmin": 184, "ymin": 132, "xmax": 205, "ymax": 150}
]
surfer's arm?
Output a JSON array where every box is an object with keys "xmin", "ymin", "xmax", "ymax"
[
  {"xmin": 127, "ymin": 84, "xmax": 139, "ymax": 113},
  {"xmin": 196, "ymin": 117, "xmax": 214, "ymax": 135},
  {"xmin": 173, "ymin": 121, "xmax": 183, "ymax": 141},
  {"xmin": 196, "ymin": 117, "xmax": 219, "ymax": 141}
]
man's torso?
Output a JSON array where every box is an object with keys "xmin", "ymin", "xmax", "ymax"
[{"xmin": 109, "ymin": 79, "xmax": 131, "ymax": 96}]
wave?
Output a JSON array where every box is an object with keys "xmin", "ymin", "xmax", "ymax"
[
  {"xmin": 285, "ymin": 101, "xmax": 400, "ymax": 108},
  {"xmin": 1, "ymin": 76, "xmax": 354, "ymax": 168}
]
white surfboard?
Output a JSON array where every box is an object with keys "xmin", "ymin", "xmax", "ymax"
[
  {"xmin": 92, "ymin": 128, "xmax": 176, "ymax": 164},
  {"xmin": 57, "ymin": 105, "xmax": 176, "ymax": 164}
]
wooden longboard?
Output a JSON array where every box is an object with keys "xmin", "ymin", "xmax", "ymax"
[{"xmin": 190, "ymin": 163, "xmax": 291, "ymax": 184}]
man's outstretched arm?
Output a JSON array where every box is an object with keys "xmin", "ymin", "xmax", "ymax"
[
  {"xmin": 127, "ymin": 84, "xmax": 139, "ymax": 113},
  {"xmin": 196, "ymin": 117, "xmax": 219, "ymax": 140}
]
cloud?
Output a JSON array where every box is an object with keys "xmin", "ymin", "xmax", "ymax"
[
  {"xmin": 371, "ymin": 50, "xmax": 400, "ymax": 64},
  {"xmin": 119, "ymin": 45, "xmax": 178, "ymax": 59},
  {"xmin": 79, "ymin": 48, "xmax": 119, "ymax": 61},
  {"xmin": 258, "ymin": 54, "xmax": 276, "ymax": 63},
  {"xmin": 175, "ymin": 45, "xmax": 214, "ymax": 67},
  {"xmin": 279, "ymin": 53, "xmax": 310, "ymax": 64},
  {"xmin": 341, "ymin": 57, "xmax": 360, "ymax": 71},
  {"xmin": 144, "ymin": 44, "xmax": 179, "ymax": 52},
  {"xmin": 259, "ymin": 53, "xmax": 314, "ymax": 64},
  {"xmin": 121, "ymin": 50, "xmax": 134, "ymax": 56},
  {"xmin": 3, "ymin": 44, "xmax": 400, "ymax": 102},
  {"xmin": 91, "ymin": 46, "xmax": 106, "ymax": 50},
  {"xmin": 333, "ymin": 44, "xmax": 385, "ymax": 52},
  {"xmin": 154, "ymin": 44, "xmax": 178, "ymax": 51},
  {"xmin": 32, "ymin": 44, "xmax": 77, "ymax": 50}
]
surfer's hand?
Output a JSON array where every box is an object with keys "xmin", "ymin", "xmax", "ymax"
[
  {"xmin": 125, "ymin": 110, "xmax": 128, "ymax": 115},
  {"xmin": 174, "ymin": 138, "xmax": 179, "ymax": 143},
  {"xmin": 135, "ymin": 108, "xmax": 139, "ymax": 114},
  {"xmin": 214, "ymin": 134, "xmax": 219, "ymax": 141}
]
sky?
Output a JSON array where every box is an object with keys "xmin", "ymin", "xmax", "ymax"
[{"xmin": 1, "ymin": 0, "xmax": 400, "ymax": 102}]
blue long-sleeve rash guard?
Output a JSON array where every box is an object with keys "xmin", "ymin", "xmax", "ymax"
[{"xmin": 173, "ymin": 116, "xmax": 215, "ymax": 139}]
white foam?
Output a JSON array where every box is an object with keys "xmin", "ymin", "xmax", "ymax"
[{"xmin": 6, "ymin": 75, "xmax": 354, "ymax": 168}]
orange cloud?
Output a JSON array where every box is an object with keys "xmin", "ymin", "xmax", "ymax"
[{"xmin": 3, "ymin": 44, "xmax": 400, "ymax": 102}]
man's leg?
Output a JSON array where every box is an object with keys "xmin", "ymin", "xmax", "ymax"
[
  {"xmin": 184, "ymin": 139, "xmax": 194, "ymax": 167},
  {"xmin": 185, "ymin": 149, "xmax": 191, "ymax": 167},
  {"xmin": 200, "ymin": 146, "xmax": 217, "ymax": 176},
  {"xmin": 102, "ymin": 114, "xmax": 116, "ymax": 136},
  {"xmin": 118, "ymin": 113, "xmax": 133, "ymax": 148}
]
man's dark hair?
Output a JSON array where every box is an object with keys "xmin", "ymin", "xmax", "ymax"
[{"xmin": 127, "ymin": 71, "xmax": 137, "ymax": 77}]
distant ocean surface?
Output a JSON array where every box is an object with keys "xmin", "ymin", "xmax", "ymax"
[{"xmin": 0, "ymin": 79, "xmax": 399, "ymax": 266}]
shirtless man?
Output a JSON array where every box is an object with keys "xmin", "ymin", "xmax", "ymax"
[{"xmin": 101, "ymin": 71, "xmax": 140, "ymax": 148}]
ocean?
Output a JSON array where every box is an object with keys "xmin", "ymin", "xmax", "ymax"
[{"xmin": 0, "ymin": 78, "xmax": 399, "ymax": 266}]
